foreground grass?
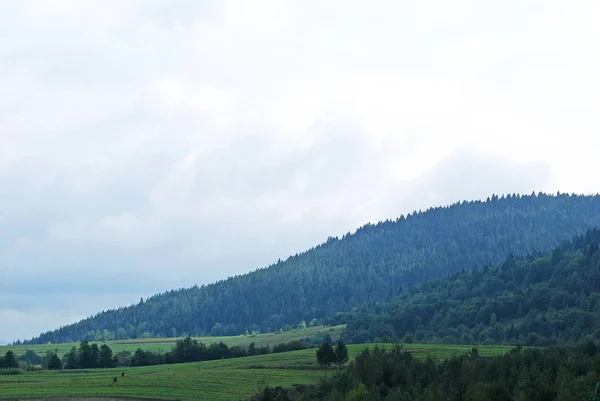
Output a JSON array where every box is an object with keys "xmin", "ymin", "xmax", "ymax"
[
  {"xmin": 0, "ymin": 343, "xmax": 515, "ymax": 401},
  {"xmin": 1, "ymin": 325, "xmax": 345, "ymax": 357}
]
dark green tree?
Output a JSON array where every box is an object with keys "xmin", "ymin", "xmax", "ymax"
[
  {"xmin": 0, "ymin": 351, "xmax": 19, "ymax": 368},
  {"xmin": 90, "ymin": 343, "xmax": 100, "ymax": 368},
  {"xmin": 20, "ymin": 350, "xmax": 42, "ymax": 365},
  {"xmin": 114, "ymin": 350, "xmax": 132, "ymax": 367},
  {"xmin": 64, "ymin": 346, "xmax": 78, "ymax": 369},
  {"xmin": 334, "ymin": 339, "xmax": 349, "ymax": 370},
  {"xmin": 172, "ymin": 336, "xmax": 203, "ymax": 363},
  {"xmin": 47, "ymin": 353, "xmax": 62, "ymax": 370},
  {"xmin": 78, "ymin": 341, "xmax": 94, "ymax": 368},
  {"xmin": 98, "ymin": 344, "xmax": 116, "ymax": 368},
  {"xmin": 316, "ymin": 342, "xmax": 336, "ymax": 379}
]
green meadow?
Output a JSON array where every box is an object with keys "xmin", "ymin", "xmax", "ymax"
[
  {"xmin": 0, "ymin": 343, "xmax": 516, "ymax": 401},
  {"xmin": 1, "ymin": 325, "xmax": 346, "ymax": 358}
]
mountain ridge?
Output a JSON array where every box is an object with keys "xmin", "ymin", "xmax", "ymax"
[{"xmin": 24, "ymin": 192, "xmax": 600, "ymax": 344}]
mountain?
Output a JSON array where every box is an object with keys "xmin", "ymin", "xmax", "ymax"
[
  {"xmin": 342, "ymin": 228, "xmax": 600, "ymax": 346},
  {"xmin": 25, "ymin": 193, "xmax": 600, "ymax": 344}
]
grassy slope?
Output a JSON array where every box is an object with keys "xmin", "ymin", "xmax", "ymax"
[
  {"xmin": 0, "ymin": 343, "xmax": 515, "ymax": 401},
  {"xmin": 2, "ymin": 326, "xmax": 345, "ymax": 358}
]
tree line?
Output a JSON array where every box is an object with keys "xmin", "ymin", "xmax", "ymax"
[
  {"xmin": 249, "ymin": 342, "xmax": 600, "ymax": 401},
  {"xmin": 341, "ymin": 228, "xmax": 600, "ymax": 346},
  {"xmin": 5, "ymin": 336, "xmax": 321, "ymax": 371},
  {"xmin": 23, "ymin": 193, "xmax": 600, "ymax": 344}
]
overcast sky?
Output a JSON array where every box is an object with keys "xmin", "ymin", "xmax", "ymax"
[{"xmin": 1, "ymin": 0, "xmax": 599, "ymax": 342}]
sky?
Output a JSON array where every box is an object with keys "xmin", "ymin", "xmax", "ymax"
[{"xmin": 1, "ymin": 0, "xmax": 599, "ymax": 343}]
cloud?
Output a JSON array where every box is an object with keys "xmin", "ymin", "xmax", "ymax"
[
  {"xmin": 408, "ymin": 149, "xmax": 551, "ymax": 208},
  {"xmin": 1, "ymin": 0, "xmax": 599, "ymax": 341}
]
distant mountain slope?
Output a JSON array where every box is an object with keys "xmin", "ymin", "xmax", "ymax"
[
  {"xmin": 25, "ymin": 193, "xmax": 600, "ymax": 344},
  {"xmin": 342, "ymin": 229, "xmax": 600, "ymax": 346}
]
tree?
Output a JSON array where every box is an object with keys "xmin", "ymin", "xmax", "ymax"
[
  {"xmin": 316, "ymin": 342, "xmax": 336, "ymax": 379},
  {"xmin": 98, "ymin": 344, "xmax": 116, "ymax": 368},
  {"xmin": 172, "ymin": 336, "xmax": 203, "ymax": 363},
  {"xmin": 21, "ymin": 350, "xmax": 42, "ymax": 365},
  {"xmin": 47, "ymin": 353, "xmax": 62, "ymax": 370},
  {"xmin": 90, "ymin": 343, "xmax": 100, "ymax": 368},
  {"xmin": 334, "ymin": 339, "xmax": 349, "ymax": 370},
  {"xmin": 64, "ymin": 346, "xmax": 78, "ymax": 369},
  {"xmin": 130, "ymin": 348, "xmax": 150, "ymax": 367},
  {"xmin": 0, "ymin": 351, "xmax": 19, "ymax": 368},
  {"xmin": 78, "ymin": 341, "xmax": 94, "ymax": 368}
]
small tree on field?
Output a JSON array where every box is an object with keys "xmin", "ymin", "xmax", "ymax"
[
  {"xmin": 78, "ymin": 341, "xmax": 94, "ymax": 368},
  {"xmin": 316, "ymin": 342, "xmax": 336, "ymax": 379},
  {"xmin": 334, "ymin": 339, "xmax": 349, "ymax": 370},
  {"xmin": 0, "ymin": 351, "xmax": 19, "ymax": 369},
  {"xmin": 64, "ymin": 346, "xmax": 78, "ymax": 369},
  {"xmin": 47, "ymin": 353, "xmax": 62, "ymax": 370},
  {"xmin": 99, "ymin": 344, "xmax": 116, "ymax": 368}
]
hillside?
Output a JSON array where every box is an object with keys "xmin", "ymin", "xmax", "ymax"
[
  {"xmin": 342, "ymin": 228, "xmax": 600, "ymax": 346},
  {"xmin": 24, "ymin": 193, "xmax": 600, "ymax": 344}
]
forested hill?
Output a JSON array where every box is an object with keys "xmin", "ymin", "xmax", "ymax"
[
  {"xmin": 25, "ymin": 193, "xmax": 600, "ymax": 344},
  {"xmin": 341, "ymin": 229, "xmax": 600, "ymax": 347}
]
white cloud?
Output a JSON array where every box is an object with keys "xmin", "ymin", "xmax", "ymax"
[{"xmin": 1, "ymin": 0, "xmax": 599, "ymax": 341}]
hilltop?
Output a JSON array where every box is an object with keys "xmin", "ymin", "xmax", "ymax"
[{"xmin": 24, "ymin": 193, "xmax": 600, "ymax": 344}]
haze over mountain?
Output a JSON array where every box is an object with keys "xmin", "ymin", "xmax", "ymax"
[
  {"xmin": 25, "ymin": 193, "xmax": 600, "ymax": 344},
  {"xmin": 2, "ymin": 0, "xmax": 600, "ymax": 342}
]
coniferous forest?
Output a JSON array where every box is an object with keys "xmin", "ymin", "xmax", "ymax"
[
  {"xmin": 24, "ymin": 193, "xmax": 600, "ymax": 344},
  {"xmin": 341, "ymin": 229, "xmax": 600, "ymax": 346}
]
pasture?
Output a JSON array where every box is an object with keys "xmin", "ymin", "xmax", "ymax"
[
  {"xmin": 1, "ymin": 325, "xmax": 345, "ymax": 358},
  {"xmin": 0, "ymin": 343, "xmax": 516, "ymax": 401}
]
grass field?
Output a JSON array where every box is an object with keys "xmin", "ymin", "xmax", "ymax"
[
  {"xmin": 0, "ymin": 343, "xmax": 516, "ymax": 401},
  {"xmin": 1, "ymin": 325, "xmax": 345, "ymax": 358}
]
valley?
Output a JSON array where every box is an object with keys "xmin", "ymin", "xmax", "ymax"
[{"xmin": 0, "ymin": 342, "xmax": 516, "ymax": 401}]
